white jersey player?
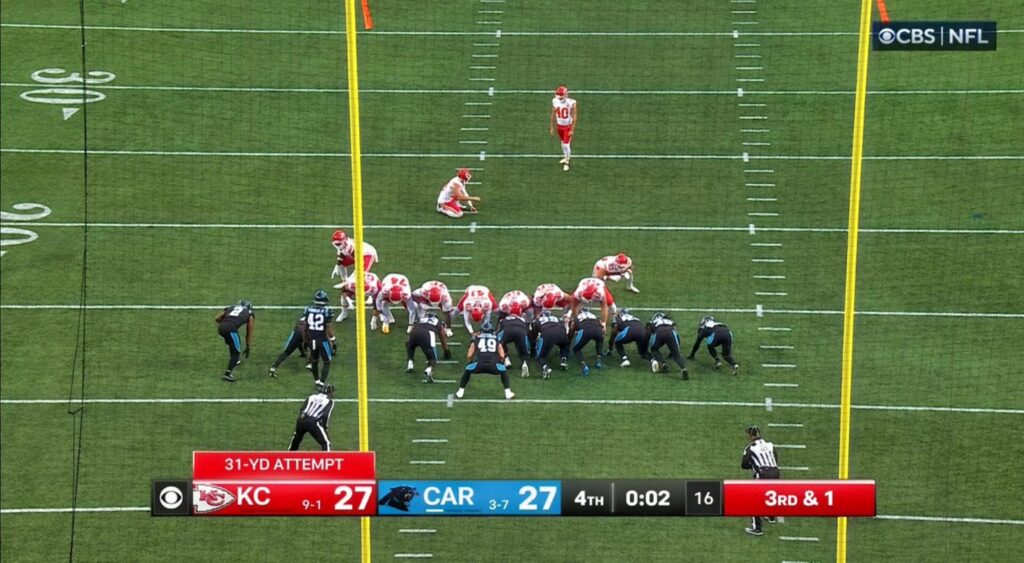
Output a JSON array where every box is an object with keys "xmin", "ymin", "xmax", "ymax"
[
  {"xmin": 499, "ymin": 290, "xmax": 532, "ymax": 321},
  {"xmin": 331, "ymin": 232, "xmax": 378, "ymax": 279},
  {"xmin": 550, "ymin": 85, "xmax": 577, "ymax": 171},
  {"xmin": 593, "ymin": 253, "xmax": 639, "ymax": 293},
  {"xmin": 437, "ymin": 168, "xmax": 481, "ymax": 219},
  {"xmin": 410, "ymin": 280, "xmax": 455, "ymax": 336},
  {"xmin": 571, "ymin": 277, "xmax": 616, "ymax": 327},
  {"xmin": 374, "ymin": 273, "xmax": 412, "ymax": 334},
  {"xmin": 532, "ymin": 283, "xmax": 572, "ymax": 317},
  {"xmin": 455, "ymin": 284, "xmax": 498, "ymax": 333},
  {"xmin": 335, "ymin": 271, "xmax": 382, "ymax": 323}
]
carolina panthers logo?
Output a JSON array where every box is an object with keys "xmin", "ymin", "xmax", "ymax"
[{"xmin": 379, "ymin": 486, "xmax": 419, "ymax": 512}]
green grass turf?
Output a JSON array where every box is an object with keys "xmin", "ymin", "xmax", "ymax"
[{"xmin": 2, "ymin": 0, "xmax": 1023, "ymax": 561}]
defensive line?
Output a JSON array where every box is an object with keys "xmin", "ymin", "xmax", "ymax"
[
  {"xmin": 4, "ymin": 222, "xmax": 1022, "ymax": 235},
  {"xmin": 1, "ymin": 397, "xmax": 1021, "ymax": 415},
  {"xmin": 5, "ymin": 82, "xmax": 1022, "ymax": 96},
  {"xmin": 1, "ymin": 303, "xmax": 1021, "ymax": 319}
]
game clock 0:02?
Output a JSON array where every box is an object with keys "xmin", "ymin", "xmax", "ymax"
[
  {"xmin": 624, "ymin": 489, "xmax": 670, "ymax": 508},
  {"xmin": 615, "ymin": 480, "xmax": 686, "ymax": 516}
]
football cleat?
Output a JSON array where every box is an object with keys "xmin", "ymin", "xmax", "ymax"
[
  {"xmin": 314, "ymin": 379, "xmax": 324, "ymax": 388},
  {"xmin": 455, "ymin": 388, "xmax": 465, "ymax": 399},
  {"xmin": 521, "ymin": 361, "xmax": 529, "ymax": 378},
  {"xmin": 423, "ymin": 368, "xmax": 434, "ymax": 384},
  {"xmin": 714, "ymin": 361, "xmax": 723, "ymax": 370},
  {"xmin": 382, "ymin": 322, "xmax": 390, "ymax": 334},
  {"xmin": 595, "ymin": 357, "xmax": 603, "ymax": 370},
  {"xmin": 681, "ymin": 369, "xmax": 689, "ymax": 381},
  {"xmin": 581, "ymin": 363, "xmax": 590, "ymax": 377},
  {"xmin": 504, "ymin": 357, "xmax": 512, "ymax": 367},
  {"xmin": 620, "ymin": 357, "xmax": 631, "ymax": 368},
  {"xmin": 563, "ymin": 163, "xmax": 569, "ymax": 172},
  {"xmin": 744, "ymin": 527, "xmax": 763, "ymax": 537},
  {"xmin": 558, "ymin": 158, "xmax": 568, "ymax": 165},
  {"xmin": 268, "ymin": 367, "xmax": 277, "ymax": 378},
  {"xmin": 555, "ymin": 85, "xmax": 568, "ymax": 98},
  {"xmin": 627, "ymin": 285, "xmax": 640, "ymax": 294},
  {"xmin": 406, "ymin": 360, "xmax": 414, "ymax": 373},
  {"xmin": 732, "ymin": 363, "xmax": 740, "ymax": 376},
  {"xmin": 542, "ymin": 365, "xmax": 552, "ymax": 379},
  {"xmin": 305, "ymin": 362, "xmax": 313, "ymax": 370},
  {"xmin": 559, "ymin": 358, "xmax": 568, "ymax": 370},
  {"xmin": 650, "ymin": 359, "xmax": 660, "ymax": 373},
  {"xmin": 222, "ymin": 373, "xmax": 236, "ymax": 382},
  {"xmin": 766, "ymin": 517, "xmax": 777, "ymax": 524},
  {"xmin": 370, "ymin": 316, "xmax": 378, "ymax": 331},
  {"xmin": 505, "ymin": 389, "xmax": 516, "ymax": 400}
]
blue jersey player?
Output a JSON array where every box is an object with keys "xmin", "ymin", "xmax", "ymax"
[
  {"xmin": 303, "ymin": 290, "xmax": 337, "ymax": 388},
  {"xmin": 214, "ymin": 300, "xmax": 254, "ymax": 382}
]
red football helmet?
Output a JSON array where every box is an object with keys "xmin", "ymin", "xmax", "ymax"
[
  {"xmin": 427, "ymin": 287, "xmax": 443, "ymax": 305},
  {"xmin": 388, "ymin": 286, "xmax": 404, "ymax": 304},
  {"xmin": 582, "ymin": 285, "xmax": 598, "ymax": 301},
  {"xmin": 331, "ymin": 230, "xmax": 347, "ymax": 246},
  {"xmin": 541, "ymin": 295, "xmax": 557, "ymax": 309},
  {"xmin": 457, "ymin": 168, "xmax": 472, "ymax": 182},
  {"xmin": 555, "ymin": 85, "xmax": 568, "ymax": 98},
  {"xmin": 616, "ymin": 253, "xmax": 629, "ymax": 265},
  {"xmin": 509, "ymin": 303, "xmax": 523, "ymax": 316},
  {"xmin": 470, "ymin": 306, "xmax": 485, "ymax": 323}
]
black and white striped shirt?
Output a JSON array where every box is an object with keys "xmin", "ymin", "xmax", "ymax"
[
  {"xmin": 741, "ymin": 438, "xmax": 779, "ymax": 477},
  {"xmin": 298, "ymin": 392, "xmax": 334, "ymax": 427}
]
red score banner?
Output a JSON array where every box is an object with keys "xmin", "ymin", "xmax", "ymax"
[
  {"xmin": 191, "ymin": 481, "xmax": 377, "ymax": 516},
  {"xmin": 723, "ymin": 480, "xmax": 876, "ymax": 517},
  {"xmin": 192, "ymin": 451, "xmax": 376, "ymax": 481}
]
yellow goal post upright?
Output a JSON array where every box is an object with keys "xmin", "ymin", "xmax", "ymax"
[
  {"xmin": 837, "ymin": 0, "xmax": 875, "ymax": 562},
  {"xmin": 342, "ymin": 0, "xmax": 372, "ymax": 561}
]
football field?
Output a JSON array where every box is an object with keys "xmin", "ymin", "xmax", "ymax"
[{"xmin": 2, "ymin": 0, "xmax": 1023, "ymax": 561}]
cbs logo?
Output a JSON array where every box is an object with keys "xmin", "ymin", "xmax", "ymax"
[
  {"xmin": 878, "ymin": 27, "xmax": 897, "ymax": 45},
  {"xmin": 158, "ymin": 485, "xmax": 184, "ymax": 510}
]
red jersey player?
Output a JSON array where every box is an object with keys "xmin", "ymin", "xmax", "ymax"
[
  {"xmin": 549, "ymin": 85, "xmax": 577, "ymax": 171},
  {"xmin": 498, "ymin": 290, "xmax": 532, "ymax": 321},
  {"xmin": 336, "ymin": 271, "xmax": 382, "ymax": 323},
  {"xmin": 455, "ymin": 284, "xmax": 498, "ymax": 333},
  {"xmin": 331, "ymin": 230, "xmax": 378, "ymax": 279},
  {"xmin": 437, "ymin": 168, "xmax": 481, "ymax": 219},
  {"xmin": 593, "ymin": 253, "xmax": 640, "ymax": 294},
  {"xmin": 571, "ymin": 277, "xmax": 616, "ymax": 327},
  {"xmin": 532, "ymin": 283, "xmax": 572, "ymax": 320},
  {"xmin": 410, "ymin": 280, "xmax": 455, "ymax": 337},
  {"xmin": 374, "ymin": 273, "xmax": 412, "ymax": 334}
]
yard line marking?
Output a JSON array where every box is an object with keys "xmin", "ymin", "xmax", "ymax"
[
  {"xmin": 458, "ymin": 141, "xmax": 487, "ymax": 144},
  {"xmin": 739, "ymin": 103, "xmax": 766, "ymax": 107},
  {"xmin": 752, "ymin": 257, "xmax": 784, "ymax": 261},
  {"xmin": 769, "ymin": 423, "xmax": 804, "ymax": 427},
  {"xmin": 463, "ymin": 102, "xmax": 492, "ymax": 105},
  {"xmin": 776, "ymin": 444, "xmax": 807, "ymax": 449},
  {"xmin": 737, "ymin": 78, "xmax": 766, "ymax": 82},
  {"xmin": 472, "ymin": 42, "xmax": 499, "ymax": 46},
  {"xmin": 755, "ymin": 292, "xmax": 788, "ymax": 296},
  {"xmin": 479, "ymin": 10, "xmax": 504, "ymax": 14},
  {"xmin": 751, "ymin": 242, "xmax": 782, "ymax": 246},
  {"xmin": 412, "ymin": 439, "xmax": 449, "ymax": 443},
  {"xmin": 733, "ymin": 22, "xmax": 759, "ymax": 26},
  {"xmin": 743, "ymin": 142, "xmax": 772, "ymax": 146},
  {"xmin": 780, "ymin": 466, "xmax": 811, "ymax": 471},
  {"xmin": 756, "ymin": 304, "xmax": 764, "ymax": 317},
  {"xmin": 742, "ymin": 129, "xmax": 770, "ymax": 133},
  {"xmin": 438, "ymin": 272, "xmax": 470, "ymax": 276},
  {"xmin": 469, "ymin": 66, "xmax": 496, "ymax": 69},
  {"xmin": 4, "ymin": 222, "xmax": 1023, "ymax": 236},
  {"xmin": 462, "ymin": 114, "xmax": 491, "ymax": 118},
  {"xmin": 745, "ymin": 169, "xmax": 775, "ymax": 173},
  {"xmin": 763, "ymin": 363, "xmax": 797, "ymax": 368},
  {"xmin": 874, "ymin": 515, "xmax": 1024, "ymax": 525},
  {"xmin": 733, "ymin": 10, "xmax": 758, "ymax": 14},
  {"xmin": 416, "ymin": 418, "xmax": 451, "ymax": 422},
  {"xmin": 735, "ymin": 43, "xmax": 762, "ymax": 46},
  {"xmin": 746, "ymin": 182, "xmax": 776, "ymax": 186},
  {"xmin": 761, "ymin": 345, "xmax": 794, "ymax": 350},
  {"xmin": 780, "ymin": 536, "xmax": 819, "ymax": 542},
  {"xmin": 399, "ymin": 529, "xmax": 437, "ymax": 533},
  {"xmin": 471, "ymin": 54, "xmax": 498, "ymax": 57},
  {"xmin": 394, "ymin": 554, "xmax": 434, "ymax": 559},
  {"xmin": 735, "ymin": 54, "xmax": 763, "ymax": 58},
  {"xmin": 4, "ymin": 398, "xmax": 1021, "ymax": 415},
  {"xmin": 759, "ymin": 327, "xmax": 792, "ymax": 331},
  {"xmin": 4, "ymin": 148, "xmax": 1022, "ymax": 162},
  {"xmin": 739, "ymin": 116, "xmax": 768, "ymax": 120},
  {"xmin": 468, "ymin": 77, "xmax": 495, "ymax": 82},
  {"xmin": 440, "ymin": 256, "xmax": 473, "ymax": 260},
  {"xmin": 443, "ymin": 240, "xmax": 475, "ymax": 244},
  {"xmin": 409, "ymin": 461, "xmax": 446, "ymax": 465},
  {"xmin": 764, "ymin": 383, "xmax": 800, "ymax": 388},
  {"xmin": 753, "ymin": 275, "xmax": 786, "ymax": 279},
  {"xmin": 737, "ymin": 66, "xmax": 764, "ymax": 70}
]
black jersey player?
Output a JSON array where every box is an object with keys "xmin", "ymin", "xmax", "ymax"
[
  {"xmin": 607, "ymin": 308, "xmax": 649, "ymax": 367},
  {"xmin": 570, "ymin": 307, "xmax": 605, "ymax": 376},
  {"xmin": 647, "ymin": 312, "xmax": 689, "ymax": 380},
  {"xmin": 214, "ymin": 300, "xmax": 254, "ymax": 382},
  {"xmin": 532, "ymin": 309, "xmax": 570, "ymax": 379},
  {"xmin": 688, "ymin": 316, "xmax": 740, "ymax": 375},
  {"xmin": 303, "ymin": 290, "xmax": 336, "ymax": 388},
  {"xmin": 456, "ymin": 321, "xmax": 515, "ymax": 400},
  {"xmin": 405, "ymin": 312, "xmax": 451, "ymax": 383},
  {"xmin": 498, "ymin": 303, "xmax": 532, "ymax": 378}
]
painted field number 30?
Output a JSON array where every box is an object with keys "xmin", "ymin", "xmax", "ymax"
[{"xmin": 20, "ymin": 68, "xmax": 116, "ymax": 120}]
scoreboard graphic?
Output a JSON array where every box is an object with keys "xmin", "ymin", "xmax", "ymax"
[{"xmin": 152, "ymin": 451, "xmax": 876, "ymax": 518}]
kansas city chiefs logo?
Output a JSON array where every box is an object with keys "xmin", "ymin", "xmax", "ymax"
[{"xmin": 193, "ymin": 483, "xmax": 235, "ymax": 514}]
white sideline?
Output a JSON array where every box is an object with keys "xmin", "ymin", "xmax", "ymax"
[
  {"xmin": 5, "ymin": 82, "xmax": 1023, "ymax": 96},
  {"xmin": 3, "ymin": 222, "xmax": 1022, "ymax": 235},
  {"xmin": 2, "ymin": 304, "xmax": 1020, "ymax": 319},
  {"xmin": 1, "ymin": 506, "xmax": 1020, "ymax": 525},
  {"xmin": 4, "ymin": 148, "xmax": 1023, "ymax": 161},
  {"xmin": 1, "ymin": 397, "xmax": 1021, "ymax": 415},
  {"xmin": 2, "ymin": 23, "xmax": 1022, "ymax": 36}
]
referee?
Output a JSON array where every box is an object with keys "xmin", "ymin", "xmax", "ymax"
[
  {"xmin": 288, "ymin": 384, "xmax": 335, "ymax": 451},
  {"xmin": 741, "ymin": 425, "xmax": 780, "ymax": 536}
]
